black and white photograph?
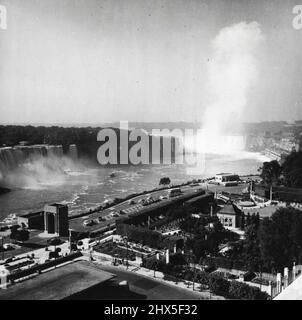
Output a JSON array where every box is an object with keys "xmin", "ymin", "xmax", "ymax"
[{"xmin": 0, "ymin": 0, "xmax": 302, "ymax": 303}]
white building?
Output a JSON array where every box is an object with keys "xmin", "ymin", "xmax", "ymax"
[{"xmin": 215, "ymin": 173, "xmax": 240, "ymax": 186}]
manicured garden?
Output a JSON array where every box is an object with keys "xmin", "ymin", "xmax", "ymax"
[{"xmin": 94, "ymin": 242, "xmax": 136, "ymax": 261}]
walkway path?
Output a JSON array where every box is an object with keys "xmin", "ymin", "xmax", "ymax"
[{"xmin": 92, "ymin": 256, "xmax": 225, "ymax": 300}]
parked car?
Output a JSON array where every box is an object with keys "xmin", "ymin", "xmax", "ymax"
[
  {"xmin": 83, "ymin": 220, "xmax": 94, "ymax": 227},
  {"xmin": 168, "ymin": 188, "xmax": 182, "ymax": 198},
  {"xmin": 146, "ymin": 196, "xmax": 154, "ymax": 202},
  {"xmin": 3, "ymin": 243, "xmax": 15, "ymax": 251}
]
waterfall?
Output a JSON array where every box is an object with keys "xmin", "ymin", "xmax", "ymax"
[
  {"xmin": 46, "ymin": 145, "xmax": 64, "ymax": 158},
  {"xmin": 68, "ymin": 144, "xmax": 78, "ymax": 160},
  {"xmin": 0, "ymin": 143, "xmax": 80, "ymax": 189},
  {"xmin": 0, "ymin": 144, "xmax": 64, "ymax": 177}
]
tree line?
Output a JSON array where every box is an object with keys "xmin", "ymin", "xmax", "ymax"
[{"xmin": 259, "ymin": 151, "xmax": 302, "ymax": 188}]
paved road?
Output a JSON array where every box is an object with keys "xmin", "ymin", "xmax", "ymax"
[
  {"xmin": 96, "ymin": 264, "xmax": 207, "ymax": 300},
  {"xmin": 69, "ymin": 184, "xmax": 209, "ymax": 233}
]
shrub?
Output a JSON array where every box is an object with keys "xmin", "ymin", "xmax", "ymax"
[
  {"xmin": 228, "ymin": 281, "xmax": 269, "ymax": 300},
  {"xmin": 183, "ymin": 270, "xmax": 194, "ymax": 281},
  {"xmin": 10, "ymin": 228, "xmax": 29, "ymax": 242},
  {"xmin": 228, "ymin": 281, "xmax": 251, "ymax": 300},
  {"xmin": 247, "ymin": 286, "xmax": 269, "ymax": 300},
  {"xmin": 208, "ymin": 274, "xmax": 230, "ymax": 296},
  {"xmin": 196, "ymin": 271, "xmax": 209, "ymax": 286},
  {"xmin": 169, "ymin": 253, "xmax": 187, "ymax": 266}
]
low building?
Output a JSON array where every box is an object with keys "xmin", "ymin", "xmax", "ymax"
[
  {"xmin": 215, "ymin": 173, "xmax": 240, "ymax": 186},
  {"xmin": 0, "ymin": 260, "xmax": 116, "ymax": 300},
  {"xmin": 17, "ymin": 203, "xmax": 69, "ymax": 236},
  {"xmin": 185, "ymin": 192, "xmax": 214, "ymax": 213},
  {"xmin": 17, "ymin": 211, "xmax": 44, "ymax": 230},
  {"xmin": 116, "ymin": 189, "xmax": 211, "ymax": 231},
  {"xmin": 216, "ymin": 203, "xmax": 243, "ymax": 228}
]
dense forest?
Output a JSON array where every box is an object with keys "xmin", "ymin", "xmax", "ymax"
[{"xmin": 0, "ymin": 125, "xmax": 101, "ymax": 158}]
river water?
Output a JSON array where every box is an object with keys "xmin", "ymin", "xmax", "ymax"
[{"xmin": 0, "ymin": 151, "xmax": 269, "ymax": 220}]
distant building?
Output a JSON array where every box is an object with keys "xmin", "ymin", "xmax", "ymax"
[
  {"xmin": 44, "ymin": 204, "xmax": 69, "ymax": 237},
  {"xmin": 264, "ymin": 149, "xmax": 282, "ymax": 162},
  {"xmin": 217, "ymin": 203, "xmax": 243, "ymax": 228},
  {"xmin": 18, "ymin": 141, "xmax": 29, "ymax": 146}
]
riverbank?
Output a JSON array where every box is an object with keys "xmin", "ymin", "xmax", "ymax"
[
  {"xmin": 69, "ymin": 174, "xmax": 261, "ymax": 221},
  {"xmin": 69, "ymin": 180, "xmax": 197, "ymax": 220}
]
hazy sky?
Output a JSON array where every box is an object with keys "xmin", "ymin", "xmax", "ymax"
[{"xmin": 0, "ymin": 0, "xmax": 302, "ymax": 124}]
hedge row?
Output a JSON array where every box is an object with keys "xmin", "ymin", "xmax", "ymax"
[
  {"xmin": 208, "ymin": 273, "xmax": 269, "ymax": 300},
  {"xmin": 203, "ymin": 256, "xmax": 248, "ymax": 271},
  {"xmin": 142, "ymin": 258, "xmax": 269, "ymax": 300}
]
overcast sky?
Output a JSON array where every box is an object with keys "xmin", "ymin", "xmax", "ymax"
[{"xmin": 0, "ymin": 0, "xmax": 302, "ymax": 125}]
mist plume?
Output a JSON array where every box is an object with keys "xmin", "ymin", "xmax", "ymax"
[{"xmin": 198, "ymin": 21, "xmax": 265, "ymax": 154}]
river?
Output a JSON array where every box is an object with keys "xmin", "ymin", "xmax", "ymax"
[{"xmin": 0, "ymin": 151, "xmax": 269, "ymax": 220}]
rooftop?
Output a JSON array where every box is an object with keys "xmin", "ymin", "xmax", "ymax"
[
  {"xmin": 185, "ymin": 192, "xmax": 213, "ymax": 204},
  {"xmin": 216, "ymin": 173, "xmax": 238, "ymax": 176},
  {"xmin": 48, "ymin": 203, "xmax": 67, "ymax": 208},
  {"xmin": 19, "ymin": 211, "xmax": 43, "ymax": 218},
  {"xmin": 217, "ymin": 204, "xmax": 241, "ymax": 216},
  {"xmin": 0, "ymin": 260, "xmax": 115, "ymax": 300}
]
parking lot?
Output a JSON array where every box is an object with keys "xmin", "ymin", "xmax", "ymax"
[{"xmin": 69, "ymin": 184, "xmax": 208, "ymax": 234}]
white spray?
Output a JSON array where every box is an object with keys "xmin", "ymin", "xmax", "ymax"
[{"xmin": 197, "ymin": 21, "xmax": 264, "ymax": 154}]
